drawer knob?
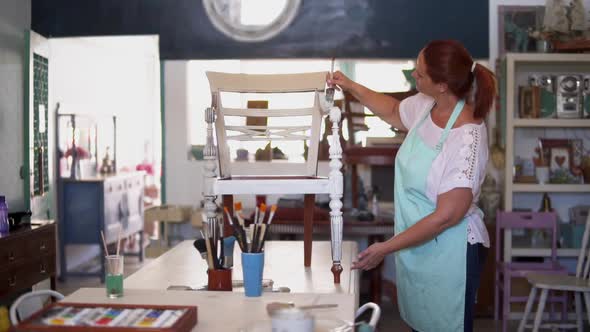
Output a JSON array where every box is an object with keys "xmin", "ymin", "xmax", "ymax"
[
  {"xmin": 8, "ymin": 252, "xmax": 14, "ymax": 261},
  {"xmin": 40, "ymin": 243, "xmax": 46, "ymax": 251},
  {"xmin": 8, "ymin": 276, "xmax": 16, "ymax": 287},
  {"xmin": 40, "ymin": 263, "xmax": 47, "ymax": 274}
]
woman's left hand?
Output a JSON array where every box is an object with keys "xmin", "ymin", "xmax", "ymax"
[{"xmin": 351, "ymin": 242, "xmax": 387, "ymax": 270}]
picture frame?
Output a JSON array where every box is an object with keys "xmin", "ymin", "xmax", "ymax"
[
  {"xmin": 550, "ymin": 147, "xmax": 571, "ymax": 172},
  {"xmin": 518, "ymin": 86, "xmax": 540, "ymax": 118},
  {"xmin": 540, "ymin": 138, "xmax": 584, "ymax": 183},
  {"xmin": 498, "ymin": 6, "xmax": 545, "ymax": 56}
]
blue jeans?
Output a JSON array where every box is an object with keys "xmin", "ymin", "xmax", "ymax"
[{"xmin": 411, "ymin": 243, "xmax": 488, "ymax": 332}]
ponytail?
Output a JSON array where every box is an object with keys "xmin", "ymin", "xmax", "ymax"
[{"xmin": 471, "ymin": 63, "xmax": 497, "ymax": 119}]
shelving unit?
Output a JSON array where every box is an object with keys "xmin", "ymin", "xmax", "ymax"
[{"xmin": 502, "ymin": 53, "xmax": 590, "ymax": 261}]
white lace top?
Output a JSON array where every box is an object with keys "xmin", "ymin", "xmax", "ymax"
[{"xmin": 399, "ymin": 93, "xmax": 490, "ymax": 247}]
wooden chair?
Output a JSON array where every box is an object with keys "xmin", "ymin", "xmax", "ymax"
[
  {"xmin": 203, "ymin": 71, "xmax": 345, "ymax": 283},
  {"xmin": 518, "ymin": 211, "xmax": 590, "ymax": 331},
  {"xmin": 495, "ymin": 211, "xmax": 568, "ymax": 332},
  {"xmin": 10, "ymin": 290, "xmax": 64, "ymax": 325}
]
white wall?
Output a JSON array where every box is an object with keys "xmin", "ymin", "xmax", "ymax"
[
  {"xmin": 163, "ymin": 61, "xmax": 206, "ymax": 205},
  {"xmin": 0, "ymin": 0, "xmax": 30, "ymax": 211},
  {"xmin": 50, "ymin": 36, "xmax": 161, "ymax": 178}
]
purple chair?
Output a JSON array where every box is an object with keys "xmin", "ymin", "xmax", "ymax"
[{"xmin": 495, "ymin": 211, "xmax": 568, "ymax": 332}]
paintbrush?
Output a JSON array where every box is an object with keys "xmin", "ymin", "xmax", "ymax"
[
  {"xmin": 234, "ymin": 202, "xmax": 245, "ymax": 227},
  {"xmin": 258, "ymin": 205, "xmax": 277, "ymax": 252},
  {"xmin": 225, "ymin": 207, "xmax": 247, "ymax": 252},
  {"xmin": 218, "ymin": 218, "xmax": 224, "ymax": 268},
  {"xmin": 258, "ymin": 203, "xmax": 267, "ymax": 224},
  {"xmin": 254, "ymin": 205, "xmax": 259, "ymax": 226},
  {"xmin": 203, "ymin": 227, "xmax": 214, "ymax": 269},
  {"xmin": 267, "ymin": 205, "xmax": 278, "ymax": 225},
  {"xmin": 193, "ymin": 239, "xmax": 208, "ymax": 260}
]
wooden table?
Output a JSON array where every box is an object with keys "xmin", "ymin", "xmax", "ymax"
[
  {"xmin": 271, "ymin": 219, "xmax": 394, "ymax": 305},
  {"xmin": 125, "ymin": 240, "xmax": 359, "ymax": 304},
  {"xmin": 63, "ymin": 288, "xmax": 356, "ymax": 332}
]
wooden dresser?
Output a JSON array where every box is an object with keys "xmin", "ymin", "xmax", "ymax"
[{"xmin": 0, "ymin": 220, "xmax": 56, "ymax": 299}]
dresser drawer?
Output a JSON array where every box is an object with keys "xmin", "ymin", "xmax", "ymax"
[
  {"xmin": 0, "ymin": 237, "xmax": 28, "ymax": 267},
  {"xmin": 25, "ymin": 226, "xmax": 56, "ymax": 258},
  {"xmin": 0, "ymin": 256, "xmax": 56, "ymax": 296}
]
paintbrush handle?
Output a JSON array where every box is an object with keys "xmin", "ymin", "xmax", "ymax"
[
  {"xmin": 299, "ymin": 304, "xmax": 338, "ymax": 310},
  {"xmin": 204, "ymin": 236, "xmax": 214, "ymax": 269}
]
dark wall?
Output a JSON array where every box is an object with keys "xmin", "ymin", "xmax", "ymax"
[{"xmin": 32, "ymin": 0, "xmax": 488, "ymax": 60}]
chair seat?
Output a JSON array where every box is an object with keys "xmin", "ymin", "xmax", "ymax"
[
  {"xmin": 526, "ymin": 273, "xmax": 590, "ymax": 292},
  {"xmin": 213, "ymin": 176, "xmax": 331, "ymax": 195}
]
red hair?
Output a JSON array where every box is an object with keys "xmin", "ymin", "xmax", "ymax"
[{"xmin": 422, "ymin": 40, "xmax": 497, "ymax": 119}]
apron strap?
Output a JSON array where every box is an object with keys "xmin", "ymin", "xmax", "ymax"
[{"xmin": 435, "ymin": 99, "xmax": 465, "ymax": 151}]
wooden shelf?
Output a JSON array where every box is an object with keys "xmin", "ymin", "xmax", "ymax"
[
  {"xmin": 506, "ymin": 52, "xmax": 590, "ymax": 63},
  {"xmin": 511, "ymin": 184, "xmax": 590, "ymax": 192},
  {"xmin": 512, "ymin": 248, "xmax": 580, "ymax": 257},
  {"xmin": 513, "ymin": 118, "xmax": 590, "ymax": 127}
]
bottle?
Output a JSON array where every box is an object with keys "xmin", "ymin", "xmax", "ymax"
[
  {"xmin": 0, "ymin": 306, "xmax": 10, "ymax": 332},
  {"xmin": 539, "ymin": 192, "xmax": 552, "ymax": 212},
  {"xmin": 0, "ymin": 196, "xmax": 8, "ymax": 234}
]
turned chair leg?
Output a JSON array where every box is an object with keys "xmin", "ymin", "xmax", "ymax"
[
  {"xmin": 533, "ymin": 289, "xmax": 549, "ymax": 332},
  {"xmin": 303, "ymin": 194, "xmax": 314, "ymax": 267},
  {"xmin": 575, "ymin": 292, "xmax": 583, "ymax": 332},
  {"xmin": 518, "ymin": 287, "xmax": 537, "ymax": 332}
]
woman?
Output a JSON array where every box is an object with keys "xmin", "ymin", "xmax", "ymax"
[{"xmin": 328, "ymin": 40, "xmax": 496, "ymax": 332}]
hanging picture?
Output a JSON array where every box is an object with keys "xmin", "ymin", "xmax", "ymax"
[{"xmin": 498, "ymin": 6, "xmax": 545, "ymax": 56}]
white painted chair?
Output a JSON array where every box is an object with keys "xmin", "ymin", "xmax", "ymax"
[
  {"xmin": 10, "ymin": 289, "xmax": 64, "ymax": 325},
  {"xmin": 203, "ymin": 71, "xmax": 344, "ymax": 282},
  {"xmin": 518, "ymin": 211, "xmax": 590, "ymax": 331}
]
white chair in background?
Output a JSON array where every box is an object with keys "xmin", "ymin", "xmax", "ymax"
[
  {"xmin": 10, "ymin": 289, "xmax": 64, "ymax": 325},
  {"xmin": 203, "ymin": 71, "xmax": 345, "ymax": 282},
  {"xmin": 518, "ymin": 211, "xmax": 590, "ymax": 331}
]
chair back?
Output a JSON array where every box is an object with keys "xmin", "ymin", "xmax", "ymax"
[
  {"xmin": 206, "ymin": 71, "xmax": 328, "ymax": 178},
  {"xmin": 575, "ymin": 210, "xmax": 590, "ymax": 280},
  {"xmin": 496, "ymin": 211, "xmax": 559, "ymax": 263},
  {"xmin": 10, "ymin": 290, "xmax": 64, "ymax": 325}
]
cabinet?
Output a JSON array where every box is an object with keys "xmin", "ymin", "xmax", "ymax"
[
  {"xmin": 0, "ymin": 220, "xmax": 56, "ymax": 300},
  {"xmin": 502, "ymin": 53, "xmax": 590, "ymax": 261},
  {"xmin": 58, "ymin": 172, "xmax": 144, "ymax": 281}
]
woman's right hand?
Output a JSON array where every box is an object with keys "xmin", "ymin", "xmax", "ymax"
[{"xmin": 327, "ymin": 70, "xmax": 355, "ymax": 92}]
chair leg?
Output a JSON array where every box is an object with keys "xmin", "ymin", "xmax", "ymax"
[
  {"xmin": 551, "ymin": 293, "xmax": 556, "ymax": 322},
  {"xmin": 518, "ymin": 287, "xmax": 538, "ymax": 332},
  {"xmin": 583, "ymin": 292, "xmax": 590, "ymax": 330},
  {"xmin": 574, "ymin": 292, "xmax": 583, "ymax": 332},
  {"xmin": 303, "ymin": 194, "xmax": 314, "ymax": 267},
  {"xmin": 533, "ymin": 289, "xmax": 548, "ymax": 332},
  {"xmin": 503, "ymin": 275, "xmax": 511, "ymax": 332},
  {"xmin": 495, "ymin": 270, "xmax": 500, "ymax": 321}
]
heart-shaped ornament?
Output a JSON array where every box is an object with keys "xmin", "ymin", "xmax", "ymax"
[{"xmin": 555, "ymin": 156, "xmax": 566, "ymax": 167}]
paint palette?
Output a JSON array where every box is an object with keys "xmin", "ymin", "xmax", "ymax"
[{"xmin": 14, "ymin": 302, "xmax": 197, "ymax": 332}]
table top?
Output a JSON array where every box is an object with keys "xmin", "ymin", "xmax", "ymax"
[
  {"xmin": 125, "ymin": 241, "xmax": 359, "ymax": 297},
  {"xmin": 64, "ymin": 288, "xmax": 356, "ymax": 332}
]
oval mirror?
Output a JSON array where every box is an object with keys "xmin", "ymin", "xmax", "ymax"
[{"xmin": 202, "ymin": 0, "xmax": 301, "ymax": 42}]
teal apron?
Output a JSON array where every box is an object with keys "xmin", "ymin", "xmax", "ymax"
[{"xmin": 394, "ymin": 99, "xmax": 468, "ymax": 332}]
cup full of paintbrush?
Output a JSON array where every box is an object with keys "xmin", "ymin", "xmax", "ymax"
[{"xmin": 199, "ymin": 218, "xmax": 233, "ymax": 291}]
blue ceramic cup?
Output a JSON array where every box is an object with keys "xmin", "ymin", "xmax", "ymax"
[{"xmin": 241, "ymin": 252, "xmax": 264, "ymax": 297}]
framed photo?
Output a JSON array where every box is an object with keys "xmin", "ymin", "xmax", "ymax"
[
  {"xmin": 498, "ymin": 6, "xmax": 545, "ymax": 56},
  {"xmin": 518, "ymin": 86, "xmax": 540, "ymax": 118},
  {"xmin": 550, "ymin": 147, "xmax": 571, "ymax": 172}
]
